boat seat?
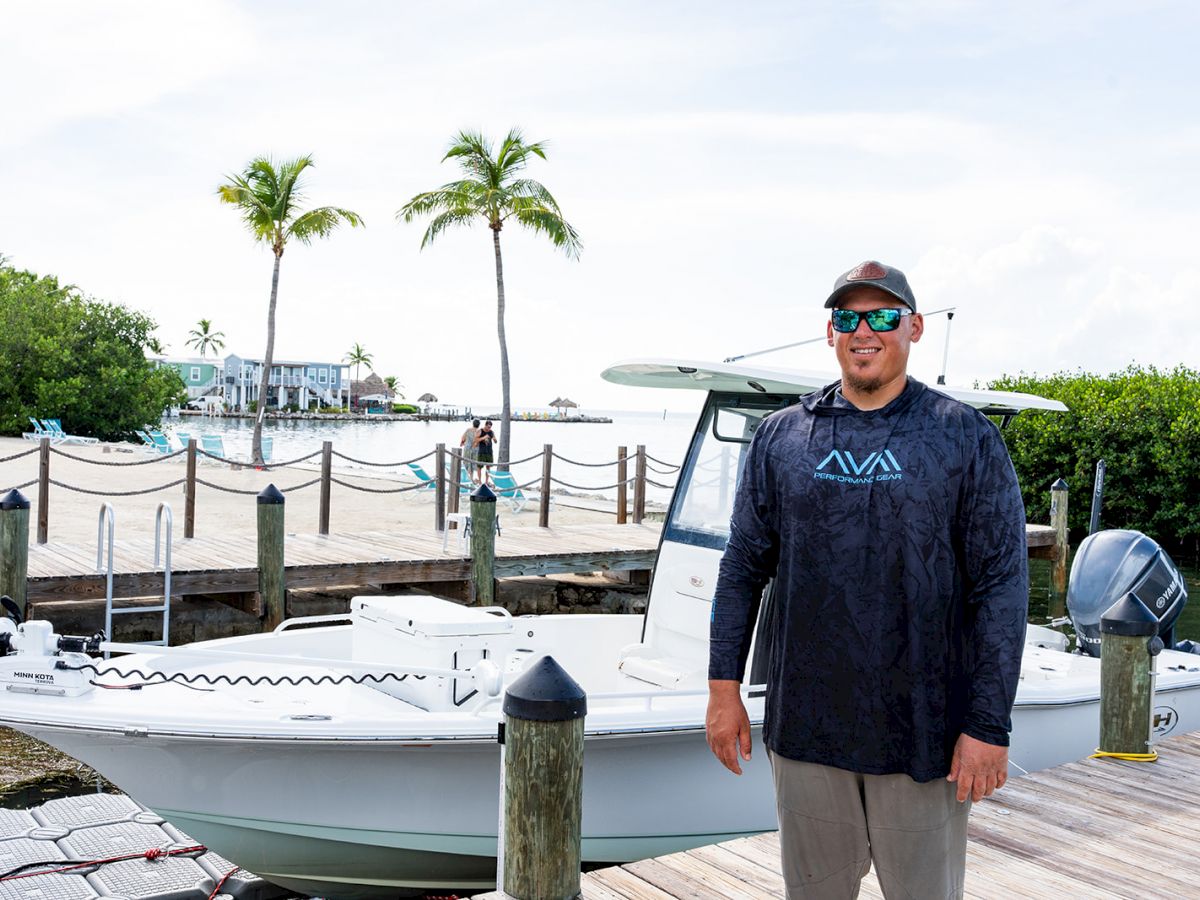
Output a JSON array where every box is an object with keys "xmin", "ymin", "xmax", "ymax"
[{"xmin": 617, "ymin": 590, "xmax": 711, "ymax": 690}]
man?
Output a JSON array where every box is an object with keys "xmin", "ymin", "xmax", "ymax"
[
  {"xmin": 706, "ymin": 260, "xmax": 1028, "ymax": 899},
  {"xmin": 460, "ymin": 418, "xmax": 480, "ymax": 483}
]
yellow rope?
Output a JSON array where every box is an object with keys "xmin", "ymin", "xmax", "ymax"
[{"xmin": 1089, "ymin": 748, "xmax": 1158, "ymax": 762}]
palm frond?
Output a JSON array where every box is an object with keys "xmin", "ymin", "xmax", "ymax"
[
  {"xmin": 444, "ymin": 131, "xmax": 497, "ymax": 184},
  {"xmin": 397, "ymin": 182, "xmax": 484, "ymax": 222},
  {"xmin": 421, "ymin": 209, "xmax": 482, "ymax": 248},
  {"xmin": 510, "ymin": 204, "xmax": 583, "ymax": 259},
  {"xmin": 286, "ymin": 206, "xmax": 363, "ymax": 245},
  {"xmin": 506, "ymin": 178, "xmax": 562, "ymax": 209}
]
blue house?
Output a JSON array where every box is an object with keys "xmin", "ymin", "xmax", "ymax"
[{"xmin": 223, "ymin": 355, "xmax": 349, "ymax": 412}]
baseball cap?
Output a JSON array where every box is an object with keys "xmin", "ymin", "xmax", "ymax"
[{"xmin": 824, "ymin": 260, "xmax": 917, "ymax": 312}]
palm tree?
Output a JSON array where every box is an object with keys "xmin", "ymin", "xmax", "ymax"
[
  {"xmin": 345, "ymin": 343, "xmax": 373, "ymax": 409},
  {"xmin": 217, "ymin": 155, "xmax": 362, "ymax": 463},
  {"xmin": 185, "ymin": 319, "xmax": 226, "ymax": 358},
  {"xmin": 383, "ymin": 375, "xmax": 405, "ymax": 399},
  {"xmin": 398, "ymin": 129, "xmax": 581, "ymax": 464}
]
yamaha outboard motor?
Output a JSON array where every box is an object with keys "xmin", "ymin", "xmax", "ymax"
[{"xmin": 1066, "ymin": 529, "xmax": 1188, "ymax": 657}]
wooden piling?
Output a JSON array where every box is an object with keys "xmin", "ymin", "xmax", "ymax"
[
  {"xmin": 1049, "ymin": 478, "xmax": 1069, "ymax": 618},
  {"xmin": 435, "ymin": 443, "xmax": 446, "ymax": 533},
  {"xmin": 469, "ymin": 483, "xmax": 497, "ymax": 607},
  {"xmin": 448, "ymin": 450, "xmax": 462, "ymax": 521},
  {"xmin": 256, "ymin": 484, "xmax": 286, "ymax": 631},
  {"xmin": 501, "ymin": 655, "xmax": 587, "ymax": 900},
  {"xmin": 184, "ymin": 439, "xmax": 197, "ymax": 539},
  {"xmin": 318, "ymin": 441, "xmax": 332, "ymax": 535},
  {"xmin": 37, "ymin": 438, "xmax": 50, "ymax": 544},
  {"xmin": 0, "ymin": 490, "xmax": 30, "ymax": 616},
  {"xmin": 616, "ymin": 446, "xmax": 628, "ymax": 525},
  {"xmin": 539, "ymin": 444, "xmax": 552, "ymax": 528},
  {"xmin": 633, "ymin": 445, "xmax": 647, "ymax": 525},
  {"xmin": 1099, "ymin": 592, "xmax": 1159, "ymax": 756}
]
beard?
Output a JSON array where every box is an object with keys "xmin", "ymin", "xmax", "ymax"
[{"xmin": 842, "ymin": 369, "xmax": 884, "ymax": 395}]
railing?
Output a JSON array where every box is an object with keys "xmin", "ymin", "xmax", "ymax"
[{"xmin": 0, "ymin": 437, "xmax": 680, "ymax": 542}]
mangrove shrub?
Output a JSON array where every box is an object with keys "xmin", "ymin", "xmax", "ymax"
[
  {"xmin": 0, "ymin": 262, "xmax": 185, "ymax": 440},
  {"xmin": 989, "ymin": 366, "xmax": 1200, "ymax": 553}
]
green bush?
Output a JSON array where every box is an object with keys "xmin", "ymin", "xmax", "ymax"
[
  {"xmin": 392, "ymin": 403, "xmax": 419, "ymax": 414},
  {"xmin": 0, "ymin": 262, "xmax": 185, "ymax": 440},
  {"xmin": 989, "ymin": 366, "xmax": 1200, "ymax": 553},
  {"xmin": 317, "ymin": 406, "xmax": 343, "ymax": 414}
]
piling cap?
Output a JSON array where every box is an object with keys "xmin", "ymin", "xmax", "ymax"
[
  {"xmin": 0, "ymin": 489, "xmax": 30, "ymax": 511},
  {"xmin": 1051, "ymin": 477, "xmax": 1068, "ymax": 491},
  {"xmin": 470, "ymin": 482, "xmax": 497, "ymax": 504},
  {"xmin": 257, "ymin": 484, "xmax": 285, "ymax": 505},
  {"xmin": 503, "ymin": 655, "xmax": 587, "ymax": 722},
  {"xmin": 1100, "ymin": 592, "xmax": 1159, "ymax": 637}
]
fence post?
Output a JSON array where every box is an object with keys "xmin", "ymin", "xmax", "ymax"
[
  {"xmin": 319, "ymin": 441, "xmax": 332, "ymax": 535},
  {"xmin": 500, "ymin": 655, "xmax": 586, "ymax": 900},
  {"xmin": 633, "ymin": 444, "xmax": 647, "ymax": 525},
  {"xmin": 448, "ymin": 450, "xmax": 462, "ymax": 521},
  {"xmin": 37, "ymin": 437, "xmax": 50, "ymax": 544},
  {"xmin": 256, "ymin": 484, "xmax": 286, "ymax": 631},
  {"xmin": 539, "ymin": 444, "xmax": 552, "ymax": 528},
  {"xmin": 1098, "ymin": 592, "xmax": 1159, "ymax": 757},
  {"xmin": 184, "ymin": 439, "xmax": 197, "ymax": 539},
  {"xmin": 469, "ymin": 483, "xmax": 497, "ymax": 607},
  {"xmin": 435, "ymin": 443, "xmax": 446, "ymax": 533},
  {"xmin": 1050, "ymin": 478, "xmax": 1069, "ymax": 618},
  {"xmin": 0, "ymin": 490, "xmax": 30, "ymax": 617},
  {"xmin": 616, "ymin": 446, "xmax": 628, "ymax": 525}
]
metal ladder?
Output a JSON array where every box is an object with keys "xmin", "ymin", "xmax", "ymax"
[{"xmin": 98, "ymin": 502, "xmax": 173, "ymax": 653}]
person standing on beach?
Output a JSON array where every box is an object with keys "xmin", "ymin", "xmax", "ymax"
[
  {"xmin": 705, "ymin": 260, "xmax": 1028, "ymax": 899},
  {"xmin": 460, "ymin": 418, "xmax": 480, "ymax": 483},
  {"xmin": 474, "ymin": 419, "xmax": 496, "ymax": 485}
]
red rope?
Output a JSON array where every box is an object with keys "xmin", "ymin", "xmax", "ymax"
[
  {"xmin": 208, "ymin": 864, "xmax": 241, "ymax": 899},
  {"xmin": 0, "ymin": 844, "xmax": 206, "ymax": 882}
]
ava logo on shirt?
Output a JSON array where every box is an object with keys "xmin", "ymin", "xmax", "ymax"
[{"xmin": 814, "ymin": 448, "xmax": 903, "ymax": 485}]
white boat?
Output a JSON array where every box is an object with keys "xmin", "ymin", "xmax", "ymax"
[{"xmin": 0, "ymin": 358, "xmax": 1197, "ymax": 899}]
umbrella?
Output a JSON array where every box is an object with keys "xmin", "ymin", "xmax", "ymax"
[
  {"xmin": 550, "ymin": 397, "xmax": 579, "ymax": 416},
  {"xmin": 547, "ymin": 397, "xmax": 563, "ymax": 407},
  {"xmin": 417, "ymin": 393, "xmax": 438, "ymax": 403}
]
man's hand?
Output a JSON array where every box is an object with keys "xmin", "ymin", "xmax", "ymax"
[
  {"xmin": 947, "ymin": 733, "xmax": 1008, "ymax": 802},
  {"xmin": 706, "ymin": 680, "xmax": 752, "ymax": 775}
]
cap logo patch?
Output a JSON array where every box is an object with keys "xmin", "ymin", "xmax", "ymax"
[{"xmin": 846, "ymin": 261, "xmax": 886, "ymax": 281}]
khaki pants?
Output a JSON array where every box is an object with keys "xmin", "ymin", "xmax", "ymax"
[{"xmin": 770, "ymin": 751, "xmax": 970, "ymax": 900}]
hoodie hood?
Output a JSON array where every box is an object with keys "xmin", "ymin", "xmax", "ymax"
[{"xmin": 803, "ymin": 376, "xmax": 928, "ymax": 417}]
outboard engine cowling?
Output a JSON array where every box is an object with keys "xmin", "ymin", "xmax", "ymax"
[{"xmin": 1066, "ymin": 529, "xmax": 1188, "ymax": 657}]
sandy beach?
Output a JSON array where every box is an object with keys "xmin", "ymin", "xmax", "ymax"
[{"xmin": 0, "ymin": 437, "xmax": 641, "ymax": 547}]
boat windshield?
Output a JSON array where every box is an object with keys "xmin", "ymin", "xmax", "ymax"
[{"xmin": 665, "ymin": 392, "xmax": 796, "ymax": 550}]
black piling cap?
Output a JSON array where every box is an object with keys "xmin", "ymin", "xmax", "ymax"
[
  {"xmin": 257, "ymin": 484, "xmax": 285, "ymax": 505},
  {"xmin": 1051, "ymin": 477, "xmax": 1068, "ymax": 491},
  {"xmin": 470, "ymin": 482, "xmax": 497, "ymax": 504},
  {"xmin": 1101, "ymin": 592, "xmax": 1159, "ymax": 637},
  {"xmin": 0, "ymin": 490, "xmax": 30, "ymax": 511},
  {"xmin": 503, "ymin": 655, "xmax": 587, "ymax": 722}
]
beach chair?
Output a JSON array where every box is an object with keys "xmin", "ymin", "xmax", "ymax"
[
  {"xmin": 406, "ymin": 462, "xmax": 438, "ymax": 491},
  {"xmin": 260, "ymin": 437, "xmax": 273, "ymax": 463},
  {"xmin": 134, "ymin": 430, "xmax": 157, "ymax": 450},
  {"xmin": 23, "ymin": 418, "xmax": 54, "ymax": 442},
  {"xmin": 200, "ymin": 435, "xmax": 225, "ymax": 459},
  {"xmin": 490, "ymin": 469, "xmax": 528, "ymax": 514},
  {"xmin": 175, "ymin": 432, "xmax": 191, "ymax": 450},
  {"xmin": 147, "ymin": 431, "xmax": 172, "ymax": 454},
  {"xmin": 42, "ymin": 419, "xmax": 98, "ymax": 445}
]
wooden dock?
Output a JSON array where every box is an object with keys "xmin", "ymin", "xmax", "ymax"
[
  {"xmin": 482, "ymin": 731, "xmax": 1200, "ymax": 899},
  {"xmin": 24, "ymin": 523, "xmax": 662, "ymax": 603}
]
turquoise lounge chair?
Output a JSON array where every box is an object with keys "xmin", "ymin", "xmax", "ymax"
[
  {"xmin": 490, "ymin": 469, "xmax": 528, "ymax": 514},
  {"xmin": 24, "ymin": 418, "xmax": 54, "ymax": 442},
  {"xmin": 261, "ymin": 436, "xmax": 273, "ymax": 463},
  {"xmin": 200, "ymin": 435, "xmax": 225, "ymax": 459},
  {"xmin": 43, "ymin": 419, "xmax": 98, "ymax": 445},
  {"xmin": 134, "ymin": 430, "xmax": 156, "ymax": 450},
  {"xmin": 175, "ymin": 432, "xmax": 191, "ymax": 450},
  {"xmin": 147, "ymin": 431, "xmax": 172, "ymax": 454},
  {"xmin": 406, "ymin": 462, "xmax": 438, "ymax": 491}
]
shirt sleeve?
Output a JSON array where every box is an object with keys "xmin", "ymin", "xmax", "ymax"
[
  {"xmin": 709, "ymin": 426, "xmax": 780, "ymax": 682},
  {"xmin": 958, "ymin": 420, "xmax": 1029, "ymax": 747}
]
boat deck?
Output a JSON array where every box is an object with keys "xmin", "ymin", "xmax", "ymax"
[
  {"xmin": 478, "ymin": 729, "xmax": 1200, "ymax": 899},
  {"xmin": 24, "ymin": 523, "xmax": 663, "ymax": 603}
]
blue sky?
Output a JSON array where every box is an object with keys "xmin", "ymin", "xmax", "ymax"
[{"xmin": 2, "ymin": 1, "xmax": 1197, "ymax": 411}]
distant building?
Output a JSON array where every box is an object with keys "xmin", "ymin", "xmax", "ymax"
[
  {"xmin": 350, "ymin": 372, "xmax": 396, "ymax": 408},
  {"xmin": 152, "ymin": 355, "xmax": 349, "ymax": 411},
  {"xmin": 224, "ymin": 355, "xmax": 349, "ymax": 411}
]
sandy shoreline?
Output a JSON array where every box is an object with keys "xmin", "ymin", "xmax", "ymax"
[{"xmin": 0, "ymin": 437, "xmax": 640, "ymax": 546}]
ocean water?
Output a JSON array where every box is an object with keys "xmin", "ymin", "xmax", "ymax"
[{"xmin": 162, "ymin": 407, "xmax": 700, "ymax": 504}]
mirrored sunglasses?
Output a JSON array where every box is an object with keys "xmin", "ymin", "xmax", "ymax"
[{"xmin": 831, "ymin": 308, "xmax": 913, "ymax": 333}]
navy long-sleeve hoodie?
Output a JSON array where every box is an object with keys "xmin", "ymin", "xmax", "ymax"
[{"xmin": 709, "ymin": 378, "xmax": 1028, "ymax": 782}]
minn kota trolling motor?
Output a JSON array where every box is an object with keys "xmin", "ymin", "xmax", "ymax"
[{"xmin": 0, "ymin": 596, "xmax": 104, "ymax": 697}]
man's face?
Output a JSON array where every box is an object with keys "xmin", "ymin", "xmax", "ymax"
[{"xmin": 827, "ymin": 286, "xmax": 923, "ymax": 396}]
